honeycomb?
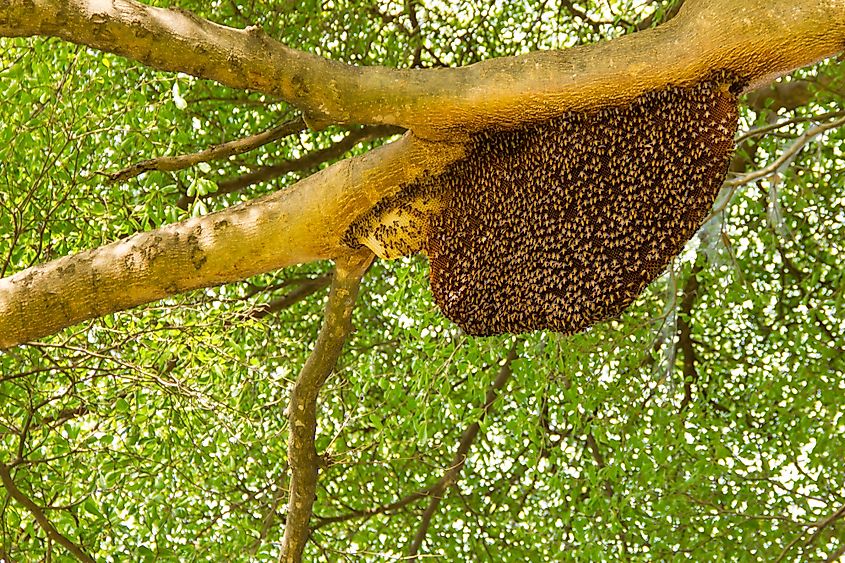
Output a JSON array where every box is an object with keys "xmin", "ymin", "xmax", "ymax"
[{"xmin": 345, "ymin": 74, "xmax": 741, "ymax": 336}]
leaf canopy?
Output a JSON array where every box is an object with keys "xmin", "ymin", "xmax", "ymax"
[{"xmin": 1, "ymin": 1, "xmax": 844, "ymax": 561}]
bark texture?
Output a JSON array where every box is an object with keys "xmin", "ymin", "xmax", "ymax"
[
  {"xmin": 280, "ymin": 251, "xmax": 372, "ymax": 562},
  {"xmin": 0, "ymin": 0, "xmax": 842, "ymax": 136},
  {"xmin": 0, "ymin": 0, "xmax": 843, "ymax": 348},
  {"xmin": 0, "ymin": 134, "xmax": 462, "ymax": 349}
]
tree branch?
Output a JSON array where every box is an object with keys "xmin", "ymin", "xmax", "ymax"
[
  {"xmin": 677, "ymin": 262, "xmax": 702, "ymax": 412},
  {"xmin": 250, "ymin": 476, "xmax": 289, "ymax": 557},
  {"xmin": 744, "ymin": 74, "xmax": 840, "ymax": 114},
  {"xmin": 178, "ymin": 124, "xmax": 404, "ymax": 208},
  {"xmin": 249, "ymin": 274, "xmax": 332, "ymax": 320},
  {"xmin": 0, "ymin": 0, "xmax": 843, "ymax": 348},
  {"xmin": 584, "ymin": 431, "xmax": 614, "ymax": 498},
  {"xmin": 0, "ymin": 0, "xmax": 842, "ymax": 135},
  {"xmin": 802, "ymin": 503, "xmax": 845, "ymax": 554},
  {"xmin": 406, "ymin": 343, "xmax": 519, "ymax": 558},
  {"xmin": 105, "ymin": 116, "xmax": 307, "ymax": 183},
  {"xmin": 734, "ymin": 109, "xmax": 845, "ymax": 145},
  {"xmin": 826, "ymin": 544, "xmax": 845, "ymax": 563},
  {"xmin": 726, "ymin": 116, "xmax": 845, "ymax": 187},
  {"xmin": 312, "ymin": 485, "xmax": 433, "ymax": 530},
  {"xmin": 0, "ymin": 463, "xmax": 94, "ymax": 563},
  {"xmin": 633, "ymin": 0, "xmax": 686, "ymax": 32},
  {"xmin": 279, "ymin": 250, "xmax": 373, "ymax": 563},
  {"xmin": 0, "ymin": 133, "xmax": 464, "ymax": 349},
  {"xmin": 775, "ymin": 502, "xmax": 845, "ymax": 562}
]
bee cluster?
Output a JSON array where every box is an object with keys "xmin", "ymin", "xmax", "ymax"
[{"xmin": 345, "ymin": 74, "xmax": 741, "ymax": 336}]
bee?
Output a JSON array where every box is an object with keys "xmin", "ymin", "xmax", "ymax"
[{"xmin": 347, "ymin": 74, "xmax": 741, "ymax": 336}]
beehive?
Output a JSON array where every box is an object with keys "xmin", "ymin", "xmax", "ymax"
[{"xmin": 345, "ymin": 73, "xmax": 741, "ymax": 336}]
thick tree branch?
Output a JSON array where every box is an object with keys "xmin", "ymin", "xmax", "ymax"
[
  {"xmin": 406, "ymin": 343, "xmax": 519, "ymax": 558},
  {"xmin": 0, "ymin": 0, "xmax": 843, "ymax": 348},
  {"xmin": 279, "ymin": 250, "xmax": 373, "ymax": 563},
  {"xmin": 0, "ymin": 0, "xmax": 842, "ymax": 136},
  {"xmin": 106, "ymin": 116, "xmax": 307, "ymax": 183},
  {"xmin": 0, "ymin": 463, "xmax": 94, "ymax": 563},
  {"xmin": 0, "ymin": 133, "xmax": 464, "ymax": 349}
]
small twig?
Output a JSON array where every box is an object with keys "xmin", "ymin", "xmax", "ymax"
[
  {"xmin": 802, "ymin": 503, "xmax": 845, "ymax": 553},
  {"xmin": 584, "ymin": 431, "xmax": 616, "ymax": 500},
  {"xmin": 560, "ymin": 0, "xmax": 605, "ymax": 33},
  {"xmin": 0, "ymin": 463, "xmax": 95, "ymax": 563},
  {"xmin": 824, "ymin": 542, "xmax": 845, "ymax": 563},
  {"xmin": 15, "ymin": 410, "xmax": 33, "ymax": 463},
  {"xmin": 404, "ymin": 0, "xmax": 422, "ymax": 67},
  {"xmin": 190, "ymin": 124, "xmax": 403, "ymax": 207},
  {"xmin": 726, "ymin": 116, "xmax": 845, "ymax": 188},
  {"xmin": 278, "ymin": 250, "xmax": 374, "ymax": 563},
  {"xmin": 774, "ymin": 502, "xmax": 845, "ymax": 562},
  {"xmin": 406, "ymin": 343, "xmax": 519, "ymax": 559},
  {"xmin": 734, "ymin": 109, "xmax": 845, "ymax": 145},
  {"xmin": 744, "ymin": 76, "xmax": 837, "ymax": 114},
  {"xmin": 105, "ymin": 116, "xmax": 307, "ymax": 183},
  {"xmin": 249, "ymin": 475, "xmax": 289, "ymax": 557},
  {"xmin": 313, "ymin": 485, "xmax": 434, "ymax": 530},
  {"xmin": 634, "ymin": 0, "xmax": 685, "ymax": 31},
  {"xmin": 248, "ymin": 274, "xmax": 333, "ymax": 320}
]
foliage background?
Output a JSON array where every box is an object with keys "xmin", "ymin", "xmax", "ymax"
[{"xmin": 1, "ymin": 0, "xmax": 844, "ymax": 560}]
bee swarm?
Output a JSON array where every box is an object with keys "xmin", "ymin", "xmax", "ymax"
[{"xmin": 345, "ymin": 74, "xmax": 741, "ymax": 336}]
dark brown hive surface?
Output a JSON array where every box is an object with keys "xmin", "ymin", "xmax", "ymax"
[{"xmin": 347, "ymin": 76, "xmax": 740, "ymax": 336}]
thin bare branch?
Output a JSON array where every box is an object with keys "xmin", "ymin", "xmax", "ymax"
[
  {"xmin": 406, "ymin": 343, "xmax": 519, "ymax": 559},
  {"xmin": 677, "ymin": 262, "xmax": 702, "ymax": 413},
  {"xmin": 802, "ymin": 503, "xmax": 845, "ymax": 551},
  {"xmin": 0, "ymin": 463, "xmax": 94, "ymax": 563},
  {"xmin": 585, "ymin": 432, "xmax": 616, "ymax": 500},
  {"xmin": 177, "ymin": 124, "xmax": 404, "ymax": 208},
  {"xmin": 249, "ymin": 274, "xmax": 333, "ymax": 320},
  {"xmin": 250, "ymin": 475, "xmax": 289, "ymax": 557},
  {"xmin": 404, "ymin": 0, "xmax": 423, "ymax": 67},
  {"xmin": 105, "ymin": 117, "xmax": 307, "ymax": 183},
  {"xmin": 775, "ymin": 502, "xmax": 845, "ymax": 562},
  {"xmin": 313, "ymin": 485, "xmax": 434, "ymax": 530},
  {"xmin": 825, "ymin": 542, "xmax": 845, "ymax": 563},
  {"xmin": 726, "ymin": 116, "xmax": 845, "ymax": 187},
  {"xmin": 734, "ymin": 109, "xmax": 845, "ymax": 145},
  {"xmin": 744, "ymin": 75, "xmax": 839, "ymax": 114},
  {"xmin": 634, "ymin": 0, "xmax": 686, "ymax": 31},
  {"xmin": 279, "ymin": 250, "xmax": 374, "ymax": 563}
]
